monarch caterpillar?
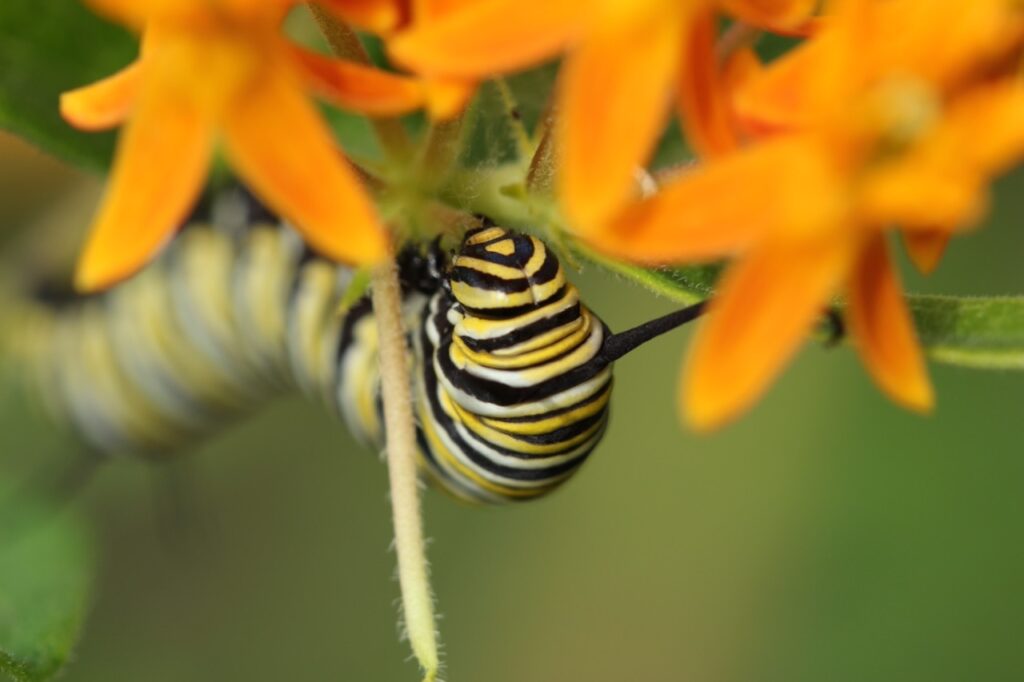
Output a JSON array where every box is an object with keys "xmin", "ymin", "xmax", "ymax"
[{"xmin": 8, "ymin": 188, "xmax": 705, "ymax": 504}]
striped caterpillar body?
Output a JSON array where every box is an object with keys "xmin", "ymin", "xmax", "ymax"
[{"xmin": 9, "ymin": 193, "xmax": 631, "ymax": 504}]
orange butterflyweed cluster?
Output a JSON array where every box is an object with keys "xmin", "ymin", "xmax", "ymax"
[
  {"xmin": 61, "ymin": 0, "xmax": 424, "ymax": 291},
  {"xmin": 66, "ymin": 0, "xmax": 1024, "ymax": 430}
]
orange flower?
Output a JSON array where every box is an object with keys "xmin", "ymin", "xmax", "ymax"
[
  {"xmin": 586, "ymin": 0, "xmax": 1024, "ymax": 429},
  {"xmin": 388, "ymin": 0, "xmax": 815, "ymax": 230},
  {"xmin": 63, "ymin": 0, "xmax": 426, "ymax": 291}
]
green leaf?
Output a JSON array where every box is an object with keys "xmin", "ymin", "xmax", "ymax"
[
  {"xmin": 908, "ymin": 295, "xmax": 1024, "ymax": 369},
  {"xmin": 579, "ymin": 252, "xmax": 1024, "ymax": 371},
  {"xmin": 0, "ymin": 0, "xmax": 136, "ymax": 171},
  {"xmin": 0, "ymin": 499, "xmax": 95, "ymax": 682},
  {"xmin": 461, "ymin": 81, "xmax": 523, "ymax": 168},
  {"xmin": 572, "ymin": 242, "xmax": 719, "ymax": 305},
  {"xmin": 504, "ymin": 62, "xmax": 559, "ymax": 134}
]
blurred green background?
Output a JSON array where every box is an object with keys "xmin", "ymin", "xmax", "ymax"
[{"xmin": 1, "ymin": 130, "xmax": 1023, "ymax": 682}]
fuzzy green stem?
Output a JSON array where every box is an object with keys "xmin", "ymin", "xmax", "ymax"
[
  {"xmin": 439, "ymin": 165, "xmax": 537, "ymax": 230},
  {"xmin": 371, "ymin": 257, "xmax": 440, "ymax": 682},
  {"xmin": 417, "ymin": 114, "xmax": 468, "ymax": 193},
  {"xmin": 526, "ymin": 115, "xmax": 556, "ymax": 195},
  {"xmin": 308, "ymin": 4, "xmax": 413, "ymax": 161}
]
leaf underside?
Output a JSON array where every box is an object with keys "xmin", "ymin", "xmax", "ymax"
[
  {"xmin": 0, "ymin": 499, "xmax": 94, "ymax": 682},
  {"xmin": 0, "ymin": 0, "xmax": 136, "ymax": 171}
]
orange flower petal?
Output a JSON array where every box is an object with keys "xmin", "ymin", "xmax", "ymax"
[
  {"xmin": 399, "ymin": 0, "xmax": 479, "ymax": 118},
  {"xmin": 860, "ymin": 0, "xmax": 1024, "ymax": 88},
  {"xmin": 902, "ymin": 230, "xmax": 949, "ymax": 275},
  {"xmin": 733, "ymin": 29, "xmax": 843, "ymax": 136},
  {"xmin": 415, "ymin": 0, "xmax": 477, "ymax": 19},
  {"xmin": 847, "ymin": 235, "xmax": 934, "ymax": 412},
  {"xmin": 558, "ymin": 4, "xmax": 684, "ymax": 232},
  {"xmin": 60, "ymin": 61, "xmax": 143, "ymax": 131},
  {"xmin": 75, "ymin": 83, "xmax": 214, "ymax": 292},
  {"xmin": 388, "ymin": 0, "xmax": 582, "ymax": 78},
  {"xmin": 219, "ymin": 0, "xmax": 297, "ymax": 19},
  {"xmin": 676, "ymin": 8, "xmax": 740, "ymax": 159},
  {"xmin": 316, "ymin": 0, "xmax": 405, "ymax": 33},
  {"xmin": 862, "ymin": 79, "xmax": 1024, "ymax": 232},
  {"xmin": 587, "ymin": 137, "xmax": 846, "ymax": 263},
  {"xmin": 945, "ymin": 78, "xmax": 1024, "ymax": 176},
  {"xmin": 288, "ymin": 45, "xmax": 426, "ymax": 115},
  {"xmin": 683, "ymin": 235, "xmax": 852, "ymax": 431},
  {"xmin": 85, "ymin": 0, "xmax": 294, "ymax": 26},
  {"xmin": 222, "ymin": 64, "xmax": 388, "ymax": 265},
  {"xmin": 860, "ymin": 168, "xmax": 986, "ymax": 232},
  {"xmin": 424, "ymin": 77, "xmax": 476, "ymax": 119}
]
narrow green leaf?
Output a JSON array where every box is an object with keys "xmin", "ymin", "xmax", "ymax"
[
  {"xmin": 573, "ymin": 243, "xmax": 719, "ymax": 306},
  {"xmin": 504, "ymin": 62, "xmax": 559, "ymax": 134},
  {"xmin": 578, "ymin": 252, "xmax": 1024, "ymax": 371},
  {"xmin": 908, "ymin": 295, "xmax": 1024, "ymax": 369},
  {"xmin": 0, "ymin": 500, "xmax": 94, "ymax": 682},
  {"xmin": 0, "ymin": 0, "xmax": 136, "ymax": 171},
  {"xmin": 461, "ymin": 81, "xmax": 523, "ymax": 168}
]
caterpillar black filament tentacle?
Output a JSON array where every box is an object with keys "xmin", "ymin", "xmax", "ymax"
[{"xmin": 7, "ymin": 191, "xmax": 707, "ymax": 504}]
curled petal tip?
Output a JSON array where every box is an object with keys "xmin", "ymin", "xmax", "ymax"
[
  {"xmin": 424, "ymin": 79, "xmax": 475, "ymax": 120},
  {"xmin": 849, "ymin": 236, "xmax": 937, "ymax": 416},
  {"xmin": 681, "ymin": 395, "xmax": 736, "ymax": 433},
  {"xmin": 903, "ymin": 231, "xmax": 950, "ymax": 275},
  {"xmin": 72, "ymin": 240, "xmax": 144, "ymax": 293},
  {"xmin": 901, "ymin": 378, "xmax": 936, "ymax": 414},
  {"xmin": 680, "ymin": 354, "xmax": 761, "ymax": 434},
  {"xmin": 60, "ymin": 62, "xmax": 142, "ymax": 131},
  {"xmin": 874, "ymin": 367, "xmax": 935, "ymax": 415},
  {"xmin": 72, "ymin": 258, "xmax": 107, "ymax": 294},
  {"xmin": 59, "ymin": 91, "xmax": 98, "ymax": 131}
]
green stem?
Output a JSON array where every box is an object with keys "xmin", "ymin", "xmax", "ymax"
[
  {"xmin": 417, "ymin": 114, "xmax": 467, "ymax": 193},
  {"xmin": 526, "ymin": 109, "xmax": 556, "ymax": 195},
  {"xmin": 439, "ymin": 165, "xmax": 536, "ymax": 230},
  {"xmin": 371, "ymin": 257, "xmax": 440, "ymax": 682}
]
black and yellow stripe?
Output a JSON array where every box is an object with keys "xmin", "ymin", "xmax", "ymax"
[
  {"xmin": 413, "ymin": 226, "xmax": 613, "ymax": 502},
  {"xmin": 8, "ymin": 192, "xmax": 704, "ymax": 503}
]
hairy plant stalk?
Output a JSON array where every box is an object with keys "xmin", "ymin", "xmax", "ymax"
[
  {"xmin": 371, "ymin": 257, "xmax": 440, "ymax": 682},
  {"xmin": 308, "ymin": 3, "xmax": 413, "ymax": 160},
  {"xmin": 525, "ymin": 120, "xmax": 556, "ymax": 195},
  {"xmin": 418, "ymin": 115, "xmax": 467, "ymax": 193}
]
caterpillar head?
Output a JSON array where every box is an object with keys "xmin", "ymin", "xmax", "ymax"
[{"xmin": 446, "ymin": 225, "xmax": 568, "ymax": 318}]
